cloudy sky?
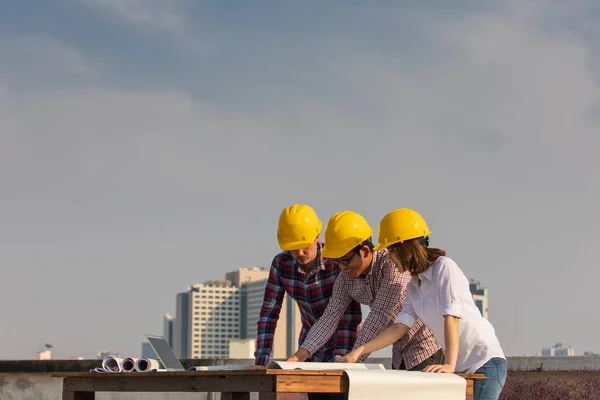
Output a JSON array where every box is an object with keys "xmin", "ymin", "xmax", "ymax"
[{"xmin": 1, "ymin": 0, "xmax": 599, "ymax": 360}]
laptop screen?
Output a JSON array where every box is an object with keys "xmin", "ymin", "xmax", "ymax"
[{"xmin": 147, "ymin": 336, "xmax": 184, "ymax": 370}]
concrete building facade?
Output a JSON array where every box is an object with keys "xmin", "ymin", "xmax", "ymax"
[
  {"xmin": 173, "ymin": 291, "xmax": 189, "ymax": 358},
  {"xmin": 170, "ymin": 267, "xmax": 304, "ymax": 360},
  {"xmin": 542, "ymin": 343, "xmax": 575, "ymax": 357},
  {"xmin": 163, "ymin": 313, "xmax": 175, "ymax": 348},
  {"xmin": 469, "ymin": 278, "xmax": 489, "ymax": 319},
  {"xmin": 242, "ymin": 279, "xmax": 302, "ymax": 358},
  {"xmin": 188, "ymin": 280, "xmax": 240, "ymax": 359}
]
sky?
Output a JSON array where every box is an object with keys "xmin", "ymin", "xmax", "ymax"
[{"xmin": 1, "ymin": 0, "xmax": 599, "ymax": 360}]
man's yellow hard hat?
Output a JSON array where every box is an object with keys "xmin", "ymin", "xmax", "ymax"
[
  {"xmin": 321, "ymin": 211, "xmax": 373, "ymax": 259},
  {"xmin": 277, "ymin": 204, "xmax": 322, "ymax": 251}
]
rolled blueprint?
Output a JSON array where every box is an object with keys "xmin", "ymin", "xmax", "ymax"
[
  {"xmin": 101, "ymin": 356, "xmax": 125, "ymax": 372},
  {"xmin": 135, "ymin": 358, "xmax": 161, "ymax": 372},
  {"xmin": 121, "ymin": 357, "xmax": 139, "ymax": 372}
]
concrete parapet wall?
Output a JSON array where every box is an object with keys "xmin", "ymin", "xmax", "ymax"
[{"xmin": 508, "ymin": 356, "xmax": 600, "ymax": 371}]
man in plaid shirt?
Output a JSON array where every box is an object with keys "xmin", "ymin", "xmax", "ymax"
[
  {"xmin": 253, "ymin": 206, "xmax": 362, "ymax": 380},
  {"xmin": 287, "ymin": 211, "xmax": 443, "ymax": 371}
]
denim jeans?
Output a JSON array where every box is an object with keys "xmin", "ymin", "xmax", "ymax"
[
  {"xmin": 395, "ymin": 349, "xmax": 446, "ymax": 371},
  {"xmin": 473, "ymin": 357, "xmax": 507, "ymax": 400}
]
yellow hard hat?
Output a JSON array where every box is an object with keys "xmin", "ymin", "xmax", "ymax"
[
  {"xmin": 277, "ymin": 204, "xmax": 322, "ymax": 251},
  {"xmin": 321, "ymin": 211, "xmax": 374, "ymax": 259},
  {"xmin": 373, "ymin": 208, "xmax": 432, "ymax": 251}
]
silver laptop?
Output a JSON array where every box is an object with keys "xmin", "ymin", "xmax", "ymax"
[{"xmin": 145, "ymin": 334, "xmax": 186, "ymax": 371}]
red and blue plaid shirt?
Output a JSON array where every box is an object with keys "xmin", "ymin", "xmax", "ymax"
[{"xmin": 254, "ymin": 242, "xmax": 362, "ymax": 365}]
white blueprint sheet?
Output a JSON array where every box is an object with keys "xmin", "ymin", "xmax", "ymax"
[
  {"xmin": 344, "ymin": 369, "xmax": 466, "ymax": 400},
  {"xmin": 267, "ymin": 361, "xmax": 466, "ymax": 400}
]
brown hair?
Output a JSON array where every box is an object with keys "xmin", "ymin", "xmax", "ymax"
[{"xmin": 390, "ymin": 238, "xmax": 446, "ymax": 276}]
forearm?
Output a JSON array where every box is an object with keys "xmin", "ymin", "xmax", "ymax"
[
  {"xmin": 301, "ymin": 307, "xmax": 347, "ymax": 356},
  {"xmin": 302, "ymin": 318, "xmax": 338, "ymax": 354},
  {"xmin": 335, "ymin": 300, "xmax": 362, "ymax": 355},
  {"xmin": 255, "ymin": 316, "xmax": 278, "ymax": 365},
  {"xmin": 353, "ymin": 309, "xmax": 394, "ymax": 361},
  {"xmin": 443, "ymin": 315, "xmax": 460, "ymax": 368},
  {"xmin": 353, "ymin": 281, "xmax": 403, "ymax": 359},
  {"xmin": 255, "ymin": 262, "xmax": 286, "ymax": 364},
  {"xmin": 302, "ymin": 280, "xmax": 352, "ymax": 357},
  {"xmin": 355, "ymin": 322, "xmax": 409, "ymax": 357}
]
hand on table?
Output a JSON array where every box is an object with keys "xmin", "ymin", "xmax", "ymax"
[
  {"xmin": 337, "ymin": 349, "xmax": 360, "ymax": 363},
  {"xmin": 422, "ymin": 364, "xmax": 456, "ymax": 373},
  {"xmin": 286, "ymin": 348, "xmax": 310, "ymax": 362}
]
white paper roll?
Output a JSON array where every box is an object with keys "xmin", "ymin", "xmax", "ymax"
[
  {"xmin": 101, "ymin": 356, "xmax": 125, "ymax": 372},
  {"xmin": 121, "ymin": 357, "xmax": 139, "ymax": 372},
  {"xmin": 135, "ymin": 358, "xmax": 161, "ymax": 372}
]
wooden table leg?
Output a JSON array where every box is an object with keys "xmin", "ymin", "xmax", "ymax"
[
  {"xmin": 221, "ymin": 392, "xmax": 251, "ymax": 400},
  {"xmin": 465, "ymin": 378, "xmax": 474, "ymax": 400},
  {"xmin": 62, "ymin": 391, "xmax": 95, "ymax": 400}
]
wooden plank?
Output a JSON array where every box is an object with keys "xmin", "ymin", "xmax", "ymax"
[
  {"xmin": 54, "ymin": 369, "xmax": 347, "ymax": 379},
  {"xmin": 63, "ymin": 375, "xmax": 273, "ymax": 392},
  {"xmin": 458, "ymin": 374, "xmax": 485, "ymax": 380},
  {"xmin": 274, "ymin": 372, "xmax": 483, "ymax": 394},
  {"xmin": 266, "ymin": 370, "xmax": 345, "ymax": 376},
  {"xmin": 53, "ymin": 370, "xmax": 484, "ymax": 379},
  {"xmin": 275, "ymin": 374, "xmax": 346, "ymax": 393},
  {"xmin": 465, "ymin": 379, "xmax": 474, "ymax": 400},
  {"xmin": 53, "ymin": 370, "xmax": 267, "ymax": 378}
]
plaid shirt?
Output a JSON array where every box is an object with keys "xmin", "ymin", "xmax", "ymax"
[
  {"xmin": 301, "ymin": 249, "xmax": 441, "ymax": 370},
  {"xmin": 254, "ymin": 242, "xmax": 362, "ymax": 365}
]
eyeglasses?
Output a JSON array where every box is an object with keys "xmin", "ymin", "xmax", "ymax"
[{"xmin": 333, "ymin": 252, "xmax": 357, "ymax": 266}]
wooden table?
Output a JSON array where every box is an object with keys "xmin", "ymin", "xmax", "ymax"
[{"xmin": 54, "ymin": 370, "xmax": 485, "ymax": 400}]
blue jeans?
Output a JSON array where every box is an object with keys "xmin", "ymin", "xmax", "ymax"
[{"xmin": 473, "ymin": 357, "xmax": 507, "ymax": 400}]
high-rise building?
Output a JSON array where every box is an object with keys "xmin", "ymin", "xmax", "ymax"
[
  {"xmin": 226, "ymin": 267, "xmax": 270, "ymax": 339},
  {"xmin": 170, "ymin": 267, "xmax": 303, "ymax": 361},
  {"xmin": 469, "ymin": 279, "xmax": 489, "ymax": 319},
  {"xmin": 141, "ymin": 342, "xmax": 158, "ymax": 358},
  {"xmin": 243, "ymin": 279, "xmax": 269, "ymax": 340},
  {"xmin": 226, "ymin": 267, "xmax": 269, "ymax": 288},
  {"xmin": 173, "ymin": 292, "xmax": 189, "ymax": 358},
  {"xmin": 229, "ymin": 339, "xmax": 256, "ymax": 358},
  {"xmin": 242, "ymin": 279, "xmax": 302, "ymax": 358},
  {"xmin": 542, "ymin": 343, "xmax": 574, "ymax": 356},
  {"xmin": 163, "ymin": 313, "xmax": 175, "ymax": 348},
  {"xmin": 226, "ymin": 267, "xmax": 301, "ymax": 358},
  {"xmin": 188, "ymin": 280, "xmax": 240, "ymax": 359}
]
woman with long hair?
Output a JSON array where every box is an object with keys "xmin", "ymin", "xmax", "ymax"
[{"xmin": 339, "ymin": 208, "xmax": 506, "ymax": 400}]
